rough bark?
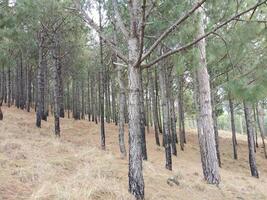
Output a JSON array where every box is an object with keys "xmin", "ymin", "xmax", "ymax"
[
  {"xmin": 26, "ymin": 65, "xmax": 32, "ymax": 112},
  {"xmin": 99, "ymin": 1, "xmax": 105, "ymax": 150},
  {"xmin": 19, "ymin": 53, "xmax": 25, "ymax": 109},
  {"xmin": 7, "ymin": 66, "xmax": 11, "ymax": 107},
  {"xmin": 159, "ymin": 59, "xmax": 172, "ymax": 170},
  {"xmin": 0, "ymin": 98, "xmax": 3, "ymax": 120},
  {"xmin": 253, "ymin": 107, "xmax": 258, "ymax": 151},
  {"xmin": 140, "ymin": 71, "xmax": 148, "ymax": 160},
  {"xmin": 127, "ymin": 37, "xmax": 144, "ymax": 200},
  {"xmin": 195, "ymin": 6, "xmax": 220, "ymax": 184},
  {"xmin": 113, "ymin": 21, "xmax": 127, "ymax": 157},
  {"xmin": 170, "ymin": 92, "xmax": 177, "ymax": 156},
  {"xmin": 155, "ymin": 69, "xmax": 163, "ymax": 134},
  {"xmin": 211, "ymin": 85, "xmax": 221, "ymax": 167},
  {"xmin": 52, "ymin": 41, "xmax": 61, "ymax": 137},
  {"xmin": 111, "ymin": 78, "xmax": 117, "ymax": 124},
  {"xmin": 56, "ymin": 35, "xmax": 64, "ymax": 118},
  {"xmin": 228, "ymin": 92, "xmax": 238, "ymax": 159},
  {"xmin": 90, "ymin": 76, "xmax": 95, "ymax": 122},
  {"xmin": 243, "ymin": 101, "xmax": 259, "ymax": 178},
  {"xmin": 178, "ymin": 74, "xmax": 185, "ymax": 148},
  {"xmin": 256, "ymin": 103, "xmax": 267, "ymax": 159},
  {"xmin": 67, "ymin": 81, "xmax": 70, "ymax": 119},
  {"xmin": 149, "ymin": 69, "xmax": 160, "ymax": 146},
  {"xmin": 36, "ymin": 36, "xmax": 46, "ymax": 128},
  {"xmin": 87, "ymin": 70, "xmax": 91, "ymax": 121},
  {"xmin": 117, "ymin": 61, "xmax": 127, "ymax": 158},
  {"xmin": 81, "ymin": 79, "xmax": 85, "ymax": 119}
]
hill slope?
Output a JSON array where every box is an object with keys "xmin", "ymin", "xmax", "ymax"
[{"xmin": 0, "ymin": 106, "xmax": 266, "ymax": 200}]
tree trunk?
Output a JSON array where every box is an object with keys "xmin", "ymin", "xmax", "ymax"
[
  {"xmin": 140, "ymin": 71, "xmax": 148, "ymax": 160},
  {"xmin": 7, "ymin": 66, "xmax": 11, "ymax": 107},
  {"xmin": 117, "ymin": 61, "xmax": 127, "ymax": 158},
  {"xmin": 26, "ymin": 65, "xmax": 32, "ymax": 112},
  {"xmin": 113, "ymin": 21, "xmax": 127, "ymax": 157},
  {"xmin": 145, "ymin": 69, "xmax": 150, "ymax": 134},
  {"xmin": 52, "ymin": 41, "xmax": 61, "ymax": 137},
  {"xmin": 36, "ymin": 36, "xmax": 46, "ymax": 127},
  {"xmin": 67, "ymin": 81, "xmax": 70, "ymax": 118},
  {"xmin": 111, "ymin": 78, "xmax": 117, "ymax": 124},
  {"xmin": 158, "ymin": 59, "xmax": 172, "ymax": 170},
  {"xmin": 81, "ymin": 79, "xmax": 85, "ymax": 119},
  {"xmin": 0, "ymin": 99, "xmax": 3, "ymax": 120},
  {"xmin": 149, "ymin": 69, "xmax": 160, "ymax": 146},
  {"xmin": 56, "ymin": 36, "xmax": 64, "ymax": 118},
  {"xmin": 170, "ymin": 92, "xmax": 177, "ymax": 156},
  {"xmin": 90, "ymin": 76, "xmax": 95, "ymax": 122},
  {"xmin": 211, "ymin": 85, "xmax": 221, "ymax": 167},
  {"xmin": 127, "ymin": 37, "xmax": 144, "ymax": 199},
  {"xmin": 99, "ymin": 1, "xmax": 105, "ymax": 150},
  {"xmin": 15, "ymin": 64, "xmax": 19, "ymax": 108},
  {"xmin": 19, "ymin": 53, "xmax": 25, "ymax": 109},
  {"xmin": 178, "ymin": 74, "xmax": 185, "ymax": 149},
  {"xmin": 243, "ymin": 101, "xmax": 259, "ymax": 178},
  {"xmin": 155, "ymin": 69, "xmax": 163, "ymax": 134},
  {"xmin": 256, "ymin": 103, "xmax": 267, "ymax": 159},
  {"xmin": 228, "ymin": 92, "xmax": 238, "ymax": 159},
  {"xmin": 253, "ymin": 107, "xmax": 258, "ymax": 150},
  {"xmin": 194, "ymin": 6, "xmax": 220, "ymax": 184},
  {"xmin": 87, "ymin": 70, "xmax": 91, "ymax": 121}
]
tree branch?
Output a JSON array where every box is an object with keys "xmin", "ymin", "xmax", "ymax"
[
  {"xmin": 145, "ymin": 0, "xmax": 156, "ymax": 20},
  {"xmin": 135, "ymin": 0, "xmax": 147, "ymax": 67},
  {"xmin": 234, "ymin": 18, "xmax": 267, "ymax": 23},
  {"xmin": 140, "ymin": 0, "xmax": 207, "ymax": 63},
  {"xmin": 74, "ymin": 0, "xmax": 129, "ymax": 64},
  {"xmin": 142, "ymin": 0, "xmax": 267, "ymax": 68},
  {"xmin": 112, "ymin": 0, "xmax": 129, "ymax": 39}
]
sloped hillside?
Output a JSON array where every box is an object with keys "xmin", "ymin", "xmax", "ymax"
[{"xmin": 0, "ymin": 106, "xmax": 266, "ymax": 200}]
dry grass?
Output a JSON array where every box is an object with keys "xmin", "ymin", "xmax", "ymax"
[{"xmin": 0, "ymin": 106, "xmax": 266, "ymax": 200}]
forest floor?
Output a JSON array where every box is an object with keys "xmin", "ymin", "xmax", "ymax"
[{"xmin": 0, "ymin": 106, "xmax": 267, "ymax": 200}]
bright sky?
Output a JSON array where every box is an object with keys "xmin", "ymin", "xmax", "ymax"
[
  {"xmin": 84, "ymin": 0, "xmax": 107, "ymax": 44},
  {"xmin": 8, "ymin": 0, "xmax": 16, "ymax": 7}
]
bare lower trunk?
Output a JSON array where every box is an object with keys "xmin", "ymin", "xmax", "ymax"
[
  {"xmin": 52, "ymin": 42, "xmax": 61, "ymax": 137},
  {"xmin": 26, "ymin": 66, "xmax": 32, "ymax": 112},
  {"xmin": 178, "ymin": 74, "xmax": 185, "ymax": 148},
  {"xmin": 117, "ymin": 60, "xmax": 127, "ymax": 158},
  {"xmin": 67, "ymin": 81, "xmax": 70, "ymax": 118},
  {"xmin": 228, "ymin": 93, "xmax": 238, "ymax": 159},
  {"xmin": 159, "ymin": 59, "xmax": 172, "ymax": 170},
  {"xmin": 19, "ymin": 53, "xmax": 25, "ymax": 109},
  {"xmin": 170, "ymin": 94, "xmax": 177, "ymax": 156},
  {"xmin": 244, "ymin": 102, "xmax": 259, "ymax": 178},
  {"xmin": 211, "ymin": 85, "xmax": 221, "ymax": 167},
  {"xmin": 128, "ymin": 37, "xmax": 144, "ymax": 199},
  {"xmin": 0, "ymin": 99, "xmax": 3, "ymax": 120},
  {"xmin": 36, "ymin": 37, "xmax": 46, "ymax": 128},
  {"xmin": 56, "ymin": 37, "xmax": 64, "ymax": 118},
  {"xmin": 155, "ymin": 68, "xmax": 163, "ymax": 134},
  {"xmin": 149, "ymin": 69, "xmax": 160, "ymax": 146},
  {"xmin": 256, "ymin": 103, "xmax": 267, "ymax": 159},
  {"xmin": 7, "ymin": 66, "xmax": 11, "ymax": 107},
  {"xmin": 145, "ymin": 70, "xmax": 150, "ymax": 133},
  {"xmin": 140, "ymin": 71, "xmax": 147, "ymax": 160},
  {"xmin": 111, "ymin": 79, "xmax": 117, "ymax": 124},
  {"xmin": 253, "ymin": 107, "xmax": 258, "ymax": 150},
  {"xmin": 81, "ymin": 79, "xmax": 85, "ymax": 119},
  {"xmin": 87, "ymin": 70, "xmax": 91, "ymax": 121}
]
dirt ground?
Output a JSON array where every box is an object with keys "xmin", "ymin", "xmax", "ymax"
[{"xmin": 0, "ymin": 106, "xmax": 266, "ymax": 200}]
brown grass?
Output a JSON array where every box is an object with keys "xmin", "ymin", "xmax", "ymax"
[{"xmin": 0, "ymin": 106, "xmax": 266, "ymax": 200}]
